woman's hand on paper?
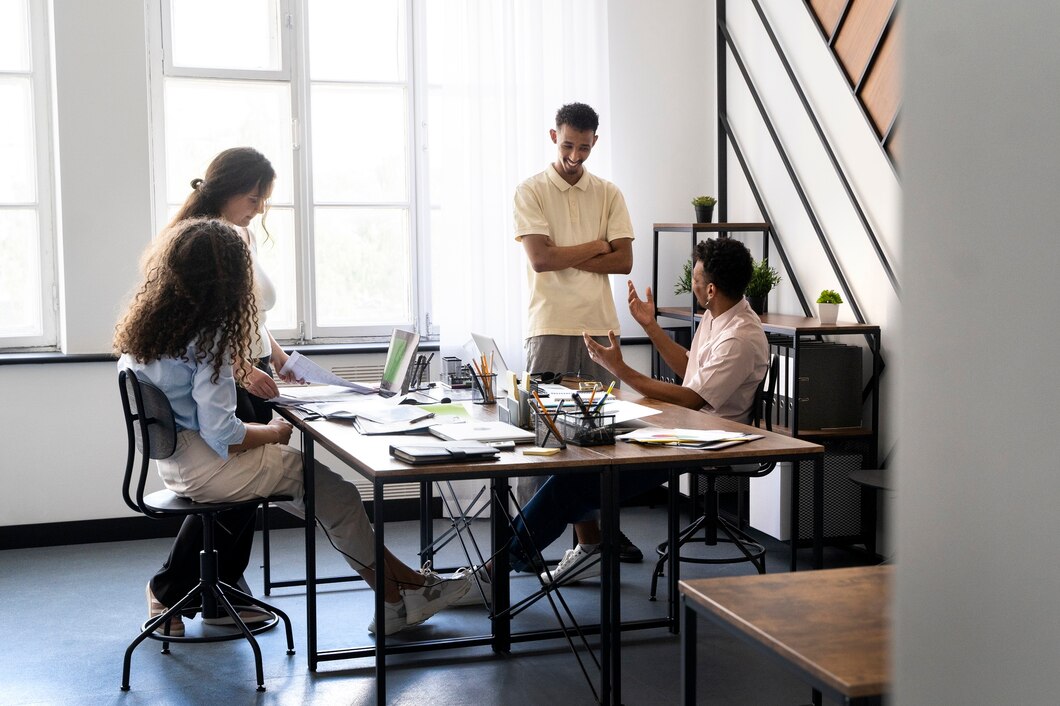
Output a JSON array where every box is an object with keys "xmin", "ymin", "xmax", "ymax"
[{"xmin": 245, "ymin": 364, "xmax": 280, "ymax": 399}]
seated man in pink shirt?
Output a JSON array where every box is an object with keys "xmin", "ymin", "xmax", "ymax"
[{"xmin": 498, "ymin": 236, "xmax": 769, "ymax": 582}]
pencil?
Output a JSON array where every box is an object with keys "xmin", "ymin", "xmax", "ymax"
[{"xmin": 532, "ymin": 390, "xmax": 566, "ymax": 447}]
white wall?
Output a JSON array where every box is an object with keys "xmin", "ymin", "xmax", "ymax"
[
  {"xmin": 53, "ymin": 0, "xmax": 154, "ymax": 354},
  {"xmin": 896, "ymin": 2, "xmax": 1060, "ymax": 703},
  {"xmin": 722, "ymin": 0, "xmax": 901, "ymax": 455},
  {"xmin": 607, "ymin": 0, "xmax": 713, "ymax": 321}
]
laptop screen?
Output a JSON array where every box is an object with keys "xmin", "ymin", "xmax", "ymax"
[
  {"xmin": 471, "ymin": 332, "xmax": 511, "ymax": 377},
  {"xmin": 378, "ymin": 328, "xmax": 420, "ymax": 397}
]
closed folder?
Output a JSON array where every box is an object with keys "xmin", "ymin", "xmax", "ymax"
[{"xmin": 389, "ymin": 442, "xmax": 500, "ymax": 465}]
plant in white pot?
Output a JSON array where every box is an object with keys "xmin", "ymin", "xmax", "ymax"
[{"xmin": 816, "ymin": 289, "xmax": 843, "ymax": 324}]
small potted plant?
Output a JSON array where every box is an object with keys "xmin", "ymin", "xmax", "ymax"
[
  {"xmin": 674, "ymin": 258, "xmax": 694, "ymax": 297},
  {"xmin": 691, "ymin": 195, "xmax": 717, "ymax": 224},
  {"xmin": 745, "ymin": 258, "xmax": 781, "ymax": 315},
  {"xmin": 816, "ymin": 289, "xmax": 843, "ymax": 324}
]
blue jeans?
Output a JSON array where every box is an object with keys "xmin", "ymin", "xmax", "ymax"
[{"xmin": 507, "ymin": 468, "xmax": 670, "ymax": 572}]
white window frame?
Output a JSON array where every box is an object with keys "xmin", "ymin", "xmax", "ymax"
[
  {"xmin": 146, "ymin": 0, "xmax": 434, "ymax": 344},
  {"xmin": 0, "ymin": 0, "xmax": 58, "ymax": 350}
]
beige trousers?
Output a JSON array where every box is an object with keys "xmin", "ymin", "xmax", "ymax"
[{"xmin": 157, "ymin": 430, "xmax": 376, "ymax": 570}]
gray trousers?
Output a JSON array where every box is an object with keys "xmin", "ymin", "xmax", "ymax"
[{"xmin": 517, "ymin": 334, "xmax": 619, "ymax": 508}]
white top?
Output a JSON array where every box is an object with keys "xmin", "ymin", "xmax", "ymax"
[
  {"xmin": 682, "ymin": 298, "xmax": 770, "ymax": 423},
  {"xmin": 514, "ymin": 165, "xmax": 634, "ymax": 337},
  {"xmin": 243, "ymin": 227, "xmax": 275, "ymax": 360}
]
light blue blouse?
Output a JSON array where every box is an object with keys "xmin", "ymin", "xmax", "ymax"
[{"xmin": 119, "ymin": 344, "xmax": 247, "ymax": 459}]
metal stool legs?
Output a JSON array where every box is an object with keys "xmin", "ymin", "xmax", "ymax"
[
  {"xmin": 121, "ymin": 514, "xmax": 295, "ymax": 692},
  {"xmin": 649, "ymin": 474, "xmax": 766, "ymax": 601}
]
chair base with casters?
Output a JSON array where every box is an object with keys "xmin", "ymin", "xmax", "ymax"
[
  {"xmin": 120, "ymin": 492, "xmax": 297, "ymax": 693},
  {"xmin": 118, "ymin": 368, "xmax": 295, "ymax": 693}
]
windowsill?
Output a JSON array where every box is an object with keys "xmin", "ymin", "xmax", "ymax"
[
  {"xmin": 0, "ymin": 337, "xmax": 652, "ymax": 366},
  {"xmin": 0, "ymin": 339, "xmax": 443, "ymax": 366}
]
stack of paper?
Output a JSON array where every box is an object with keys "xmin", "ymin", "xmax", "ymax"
[{"xmin": 615, "ymin": 428, "xmax": 762, "ymax": 449}]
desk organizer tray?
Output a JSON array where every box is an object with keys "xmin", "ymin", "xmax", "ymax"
[{"xmin": 534, "ymin": 409, "xmax": 615, "ymax": 447}]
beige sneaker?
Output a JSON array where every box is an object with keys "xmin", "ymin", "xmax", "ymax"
[{"xmin": 146, "ymin": 583, "xmax": 185, "ymax": 637}]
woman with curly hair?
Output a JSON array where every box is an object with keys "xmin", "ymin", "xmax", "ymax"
[
  {"xmin": 136, "ymin": 148, "xmax": 288, "ymax": 635},
  {"xmin": 117, "ymin": 219, "xmax": 471, "ymax": 636}
]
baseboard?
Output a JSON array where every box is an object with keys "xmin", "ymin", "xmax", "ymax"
[{"xmin": 0, "ymin": 498, "xmax": 438, "ymax": 551}]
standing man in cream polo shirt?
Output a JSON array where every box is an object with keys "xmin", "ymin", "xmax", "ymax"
[{"xmin": 513, "ymin": 102, "xmax": 643, "ymax": 564}]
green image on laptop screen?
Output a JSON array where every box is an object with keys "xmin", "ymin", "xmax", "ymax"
[{"xmin": 379, "ymin": 328, "xmax": 419, "ymax": 396}]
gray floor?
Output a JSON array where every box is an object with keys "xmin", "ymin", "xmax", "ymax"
[{"xmin": 0, "ymin": 506, "xmax": 873, "ymax": 705}]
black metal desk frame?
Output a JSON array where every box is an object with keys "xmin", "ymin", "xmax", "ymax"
[{"xmin": 282, "ymin": 411, "xmax": 825, "ymax": 706}]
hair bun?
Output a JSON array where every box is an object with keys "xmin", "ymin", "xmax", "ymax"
[{"xmin": 190, "ymin": 178, "xmax": 205, "ymax": 191}]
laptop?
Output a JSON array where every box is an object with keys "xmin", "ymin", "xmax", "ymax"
[
  {"xmin": 378, "ymin": 328, "xmax": 421, "ymax": 397},
  {"xmin": 429, "ymin": 420, "xmax": 536, "ymax": 444},
  {"xmin": 471, "ymin": 332, "xmax": 513, "ymax": 391}
]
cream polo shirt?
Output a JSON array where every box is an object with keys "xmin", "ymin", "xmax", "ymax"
[
  {"xmin": 514, "ymin": 165, "xmax": 634, "ymax": 337},
  {"xmin": 682, "ymin": 298, "xmax": 769, "ymax": 423}
]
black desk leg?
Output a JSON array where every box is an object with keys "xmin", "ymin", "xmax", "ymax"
[
  {"xmin": 813, "ymin": 455, "xmax": 824, "ymax": 570},
  {"xmin": 790, "ymin": 460, "xmax": 800, "ymax": 572},
  {"xmin": 374, "ymin": 482, "xmax": 386, "ymax": 706},
  {"xmin": 303, "ymin": 433, "xmax": 318, "ymax": 671},
  {"xmin": 812, "ymin": 687, "xmax": 823, "ymax": 705},
  {"xmin": 681, "ymin": 598, "xmax": 697, "ymax": 706},
  {"xmin": 600, "ymin": 466, "xmax": 619, "ymax": 705},
  {"xmin": 668, "ymin": 469, "xmax": 681, "ymax": 633},
  {"xmin": 420, "ymin": 481, "xmax": 434, "ymax": 565},
  {"xmin": 490, "ymin": 476, "xmax": 511, "ymax": 654}
]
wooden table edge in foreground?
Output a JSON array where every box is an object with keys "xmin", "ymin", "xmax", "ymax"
[{"xmin": 679, "ymin": 565, "xmax": 891, "ymax": 705}]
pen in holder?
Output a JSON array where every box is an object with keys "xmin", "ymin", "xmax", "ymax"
[
  {"xmin": 470, "ymin": 367, "xmax": 497, "ymax": 405},
  {"xmin": 409, "ymin": 354, "xmax": 432, "ymax": 391},
  {"xmin": 552, "ymin": 410, "xmax": 616, "ymax": 447},
  {"xmin": 532, "ymin": 406, "xmax": 567, "ymax": 449}
]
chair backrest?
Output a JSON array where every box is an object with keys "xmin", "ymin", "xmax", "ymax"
[
  {"xmin": 749, "ymin": 354, "xmax": 780, "ymax": 432},
  {"xmin": 119, "ymin": 368, "xmax": 177, "ymax": 517}
]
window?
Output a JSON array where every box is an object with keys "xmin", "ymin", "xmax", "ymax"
[
  {"xmin": 0, "ymin": 0, "xmax": 57, "ymax": 348},
  {"xmin": 150, "ymin": 0, "xmax": 427, "ymax": 342}
]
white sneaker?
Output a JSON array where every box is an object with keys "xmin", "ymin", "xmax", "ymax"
[
  {"xmin": 400, "ymin": 562, "xmax": 473, "ymax": 624},
  {"xmin": 448, "ymin": 565, "xmax": 490, "ymax": 607},
  {"xmin": 367, "ymin": 600, "xmax": 422, "ymax": 636},
  {"xmin": 539, "ymin": 545, "xmax": 600, "ymax": 586}
]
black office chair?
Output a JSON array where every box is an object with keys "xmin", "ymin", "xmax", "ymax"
[
  {"xmin": 118, "ymin": 369, "xmax": 295, "ymax": 692},
  {"xmin": 649, "ymin": 354, "xmax": 780, "ymax": 599}
]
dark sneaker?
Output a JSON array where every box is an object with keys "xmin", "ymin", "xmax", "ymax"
[{"xmin": 618, "ymin": 530, "xmax": 644, "ymax": 563}]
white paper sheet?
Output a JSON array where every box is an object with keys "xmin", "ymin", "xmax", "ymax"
[{"xmin": 277, "ymin": 351, "xmax": 377, "ymax": 394}]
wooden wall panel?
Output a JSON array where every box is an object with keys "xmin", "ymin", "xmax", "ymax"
[
  {"xmin": 860, "ymin": 14, "xmax": 901, "ymax": 139},
  {"xmin": 834, "ymin": 0, "xmax": 895, "ymax": 86},
  {"xmin": 886, "ymin": 122, "xmax": 900, "ymax": 164},
  {"xmin": 809, "ymin": 0, "xmax": 848, "ymax": 41}
]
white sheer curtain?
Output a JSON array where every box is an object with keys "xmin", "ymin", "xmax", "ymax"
[{"xmin": 425, "ymin": 0, "xmax": 613, "ymax": 371}]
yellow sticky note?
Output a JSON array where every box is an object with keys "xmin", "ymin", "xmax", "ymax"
[{"xmin": 522, "ymin": 446, "xmax": 562, "ymax": 456}]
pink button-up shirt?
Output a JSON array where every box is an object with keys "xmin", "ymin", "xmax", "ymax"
[{"xmin": 682, "ymin": 298, "xmax": 769, "ymax": 422}]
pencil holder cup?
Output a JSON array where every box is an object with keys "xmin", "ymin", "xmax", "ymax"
[
  {"xmin": 443, "ymin": 357, "xmax": 468, "ymax": 387},
  {"xmin": 498, "ymin": 395, "xmax": 531, "ymax": 428},
  {"xmin": 555, "ymin": 411, "xmax": 616, "ymax": 447},
  {"xmin": 532, "ymin": 408, "xmax": 566, "ymax": 448},
  {"xmin": 472, "ymin": 372, "xmax": 497, "ymax": 405}
]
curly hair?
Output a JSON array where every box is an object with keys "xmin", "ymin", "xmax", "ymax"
[
  {"xmin": 114, "ymin": 218, "xmax": 259, "ymax": 384},
  {"xmin": 170, "ymin": 147, "xmax": 276, "ymax": 241},
  {"xmin": 694, "ymin": 237, "xmax": 754, "ymax": 299},
  {"xmin": 555, "ymin": 102, "xmax": 600, "ymax": 133}
]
